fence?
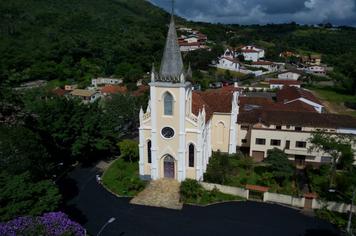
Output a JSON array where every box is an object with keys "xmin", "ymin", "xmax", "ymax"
[{"xmin": 201, "ymin": 182, "xmax": 355, "ymax": 214}]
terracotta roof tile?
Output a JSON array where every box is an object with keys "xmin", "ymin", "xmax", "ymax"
[
  {"xmin": 192, "ymin": 89, "xmax": 234, "ymax": 121},
  {"xmin": 276, "ymin": 86, "xmax": 321, "ymax": 105},
  {"xmin": 269, "ymin": 80, "xmax": 302, "ymax": 85},
  {"xmin": 238, "ymin": 109, "xmax": 356, "ymax": 129},
  {"xmin": 52, "ymin": 88, "xmax": 67, "ymax": 96},
  {"xmin": 251, "ymin": 61, "xmax": 273, "ymax": 65},
  {"xmin": 100, "ymin": 85, "xmax": 127, "ymax": 95},
  {"xmin": 246, "ymin": 184, "xmax": 269, "ymax": 192}
]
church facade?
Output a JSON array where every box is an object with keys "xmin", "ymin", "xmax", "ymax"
[{"xmin": 138, "ymin": 16, "xmax": 239, "ymax": 182}]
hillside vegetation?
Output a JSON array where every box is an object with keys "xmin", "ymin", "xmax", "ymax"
[
  {"xmin": 0, "ymin": 0, "xmax": 170, "ymax": 86},
  {"xmin": 0, "ymin": 0, "xmax": 356, "ymax": 95}
]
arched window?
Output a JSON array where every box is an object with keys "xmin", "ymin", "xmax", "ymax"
[
  {"xmin": 217, "ymin": 122, "xmax": 225, "ymax": 144},
  {"xmin": 164, "ymin": 92, "xmax": 173, "ymax": 116},
  {"xmin": 147, "ymin": 140, "xmax": 152, "ymax": 164},
  {"xmin": 189, "ymin": 144, "xmax": 195, "ymax": 167}
]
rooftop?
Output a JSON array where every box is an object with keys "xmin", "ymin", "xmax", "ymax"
[
  {"xmin": 70, "ymin": 89, "xmax": 97, "ymax": 97},
  {"xmin": 269, "ymin": 80, "xmax": 302, "ymax": 85},
  {"xmin": 276, "ymin": 86, "xmax": 321, "ymax": 105},
  {"xmin": 238, "ymin": 109, "xmax": 356, "ymax": 129}
]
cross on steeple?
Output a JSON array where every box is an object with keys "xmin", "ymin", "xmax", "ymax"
[{"xmin": 171, "ymin": 0, "xmax": 175, "ymax": 16}]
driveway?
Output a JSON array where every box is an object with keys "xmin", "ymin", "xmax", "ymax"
[{"xmin": 58, "ymin": 165, "xmax": 340, "ymax": 236}]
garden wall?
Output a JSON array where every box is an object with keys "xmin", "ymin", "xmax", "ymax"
[
  {"xmin": 201, "ymin": 182, "xmax": 249, "ymax": 199},
  {"xmin": 264, "ymin": 192, "xmax": 305, "ymax": 208},
  {"xmin": 201, "ymin": 182, "xmax": 355, "ymax": 214},
  {"xmin": 312, "ymin": 200, "xmax": 356, "ymax": 214}
]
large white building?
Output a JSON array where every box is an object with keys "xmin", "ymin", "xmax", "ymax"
[
  {"xmin": 240, "ymin": 45, "xmax": 265, "ymax": 62},
  {"xmin": 138, "ymin": 16, "xmax": 356, "ymax": 182}
]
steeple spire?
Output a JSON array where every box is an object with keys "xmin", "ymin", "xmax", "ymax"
[{"xmin": 158, "ymin": 2, "xmax": 184, "ymax": 83}]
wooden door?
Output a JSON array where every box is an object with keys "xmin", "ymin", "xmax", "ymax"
[
  {"xmin": 252, "ymin": 151, "xmax": 264, "ymax": 162},
  {"xmin": 164, "ymin": 155, "xmax": 175, "ymax": 179}
]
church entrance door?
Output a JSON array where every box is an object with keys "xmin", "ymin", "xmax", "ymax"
[{"xmin": 164, "ymin": 155, "xmax": 175, "ymax": 179}]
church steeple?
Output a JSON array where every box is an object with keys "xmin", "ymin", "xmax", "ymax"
[{"xmin": 158, "ymin": 13, "xmax": 184, "ymax": 82}]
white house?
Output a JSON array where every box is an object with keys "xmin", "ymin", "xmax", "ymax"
[
  {"xmin": 305, "ymin": 66, "xmax": 326, "ymax": 76},
  {"xmin": 250, "ymin": 61, "xmax": 277, "ymax": 72},
  {"xmin": 216, "ymin": 57, "xmax": 240, "ymax": 72},
  {"xmin": 278, "ymin": 72, "xmax": 301, "ymax": 80},
  {"xmin": 240, "ymin": 46, "xmax": 265, "ymax": 62},
  {"xmin": 222, "ymin": 48, "xmax": 237, "ymax": 59},
  {"xmin": 184, "ymin": 36, "xmax": 198, "ymax": 43},
  {"xmin": 179, "ymin": 42, "xmax": 201, "ymax": 52},
  {"xmin": 269, "ymin": 80, "xmax": 302, "ymax": 89},
  {"xmin": 70, "ymin": 89, "xmax": 101, "ymax": 104},
  {"xmin": 92, "ymin": 77, "xmax": 123, "ymax": 87}
]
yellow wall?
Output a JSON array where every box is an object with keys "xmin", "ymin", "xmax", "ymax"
[{"xmin": 211, "ymin": 114, "xmax": 231, "ymax": 153}]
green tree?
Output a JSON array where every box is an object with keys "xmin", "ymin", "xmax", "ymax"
[
  {"xmin": 118, "ymin": 139, "xmax": 139, "ymax": 162},
  {"xmin": 265, "ymin": 148, "xmax": 294, "ymax": 184},
  {"xmin": 309, "ymin": 131, "xmax": 355, "ymax": 187},
  {"xmin": 204, "ymin": 152, "xmax": 233, "ymax": 184},
  {"xmin": 0, "ymin": 125, "xmax": 51, "ymax": 179},
  {"xmin": 0, "ymin": 171, "xmax": 61, "ymax": 221}
]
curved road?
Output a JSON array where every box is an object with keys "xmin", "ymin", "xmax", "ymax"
[{"xmin": 59, "ymin": 165, "xmax": 339, "ymax": 236}]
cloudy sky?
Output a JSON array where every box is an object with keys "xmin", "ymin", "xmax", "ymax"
[{"xmin": 149, "ymin": 0, "xmax": 356, "ymax": 26}]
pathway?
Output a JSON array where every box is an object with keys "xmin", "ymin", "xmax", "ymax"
[{"xmin": 130, "ymin": 179, "xmax": 183, "ymax": 210}]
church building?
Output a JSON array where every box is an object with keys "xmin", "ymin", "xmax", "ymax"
[
  {"xmin": 138, "ymin": 15, "xmax": 239, "ymax": 182},
  {"xmin": 139, "ymin": 15, "xmax": 356, "ymax": 182}
]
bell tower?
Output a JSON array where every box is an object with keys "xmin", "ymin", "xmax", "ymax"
[{"xmin": 147, "ymin": 11, "xmax": 191, "ymax": 181}]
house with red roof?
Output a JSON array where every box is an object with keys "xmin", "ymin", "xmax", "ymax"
[
  {"xmin": 100, "ymin": 85, "xmax": 127, "ymax": 96},
  {"xmin": 239, "ymin": 45, "xmax": 265, "ymax": 62},
  {"xmin": 276, "ymin": 86, "xmax": 324, "ymax": 113}
]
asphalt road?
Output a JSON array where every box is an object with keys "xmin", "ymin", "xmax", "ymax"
[{"xmin": 59, "ymin": 165, "xmax": 340, "ymax": 236}]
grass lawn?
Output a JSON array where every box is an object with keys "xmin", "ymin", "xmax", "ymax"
[
  {"xmin": 102, "ymin": 158, "xmax": 146, "ymax": 197},
  {"xmin": 307, "ymin": 86, "xmax": 356, "ymax": 117},
  {"xmin": 216, "ymin": 68, "xmax": 245, "ymax": 78}
]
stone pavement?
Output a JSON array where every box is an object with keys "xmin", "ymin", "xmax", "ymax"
[{"xmin": 130, "ymin": 179, "xmax": 183, "ymax": 210}]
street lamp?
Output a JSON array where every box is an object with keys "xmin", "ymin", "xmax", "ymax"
[
  {"xmin": 328, "ymin": 188, "xmax": 355, "ymax": 235},
  {"xmin": 96, "ymin": 217, "xmax": 116, "ymax": 236}
]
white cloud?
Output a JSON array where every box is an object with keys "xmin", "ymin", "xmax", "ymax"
[{"xmin": 149, "ymin": 0, "xmax": 356, "ymax": 26}]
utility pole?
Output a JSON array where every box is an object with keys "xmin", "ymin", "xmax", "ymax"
[{"xmin": 346, "ymin": 188, "xmax": 355, "ymax": 235}]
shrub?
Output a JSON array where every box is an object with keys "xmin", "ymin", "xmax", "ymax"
[
  {"xmin": 180, "ymin": 179, "xmax": 203, "ymax": 201},
  {"xmin": 344, "ymin": 101, "xmax": 356, "ymax": 110},
  {"xmin": 117, "ymin": 139, "xmax": 139, "ymax": 162}
]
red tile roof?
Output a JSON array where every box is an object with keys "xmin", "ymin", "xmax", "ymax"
[
  {"xmin": 239, "ymin": 96, "xmax": 316, "ymax": 113},
  {"xmin": 251, "ymin": 61, "xmax": 273, "ymax": 65},
  {"xmin": 269, "ymin": 80, "xmax": 301, "ymax": 85},
  {"xmin": 241, "ymin": 49, "xmax": 259, "ymax": 53},
  {"xmin": 246, "ymin": 184, "xmax": 269, "ymax": 192},
  {"xmin": 179, "ymin": 42, "xmax": 201, "ymax": 46},
  {"xmin": 237, "ymin": 109, "xmax": 356, "ymax": 129},
  {"xmin": 100, "ymin": 85, "xmax": 127, "ymax": 95},
  {"xmin": 192, "ymin": 89, "xmax": 234, "ymax": 121},
  {"xmin": 52, "ymin": 88, "xmax": 68, "ymax": 96},
  {"xmin": 132, "ymin": 85, "xmax": 149, "ymax": 97},
  {"xmin": 276, "ymin": 86, "xmax": 321, "ymax": 105},
  {"xmin": 221, "ymin": 57, "xmax": 240, "ymax": 64}
]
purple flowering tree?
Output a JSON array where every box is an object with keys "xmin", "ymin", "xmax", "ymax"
[{"xmin": 0, "ymin": 212, "xmax": 85, "ymax": 236}]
